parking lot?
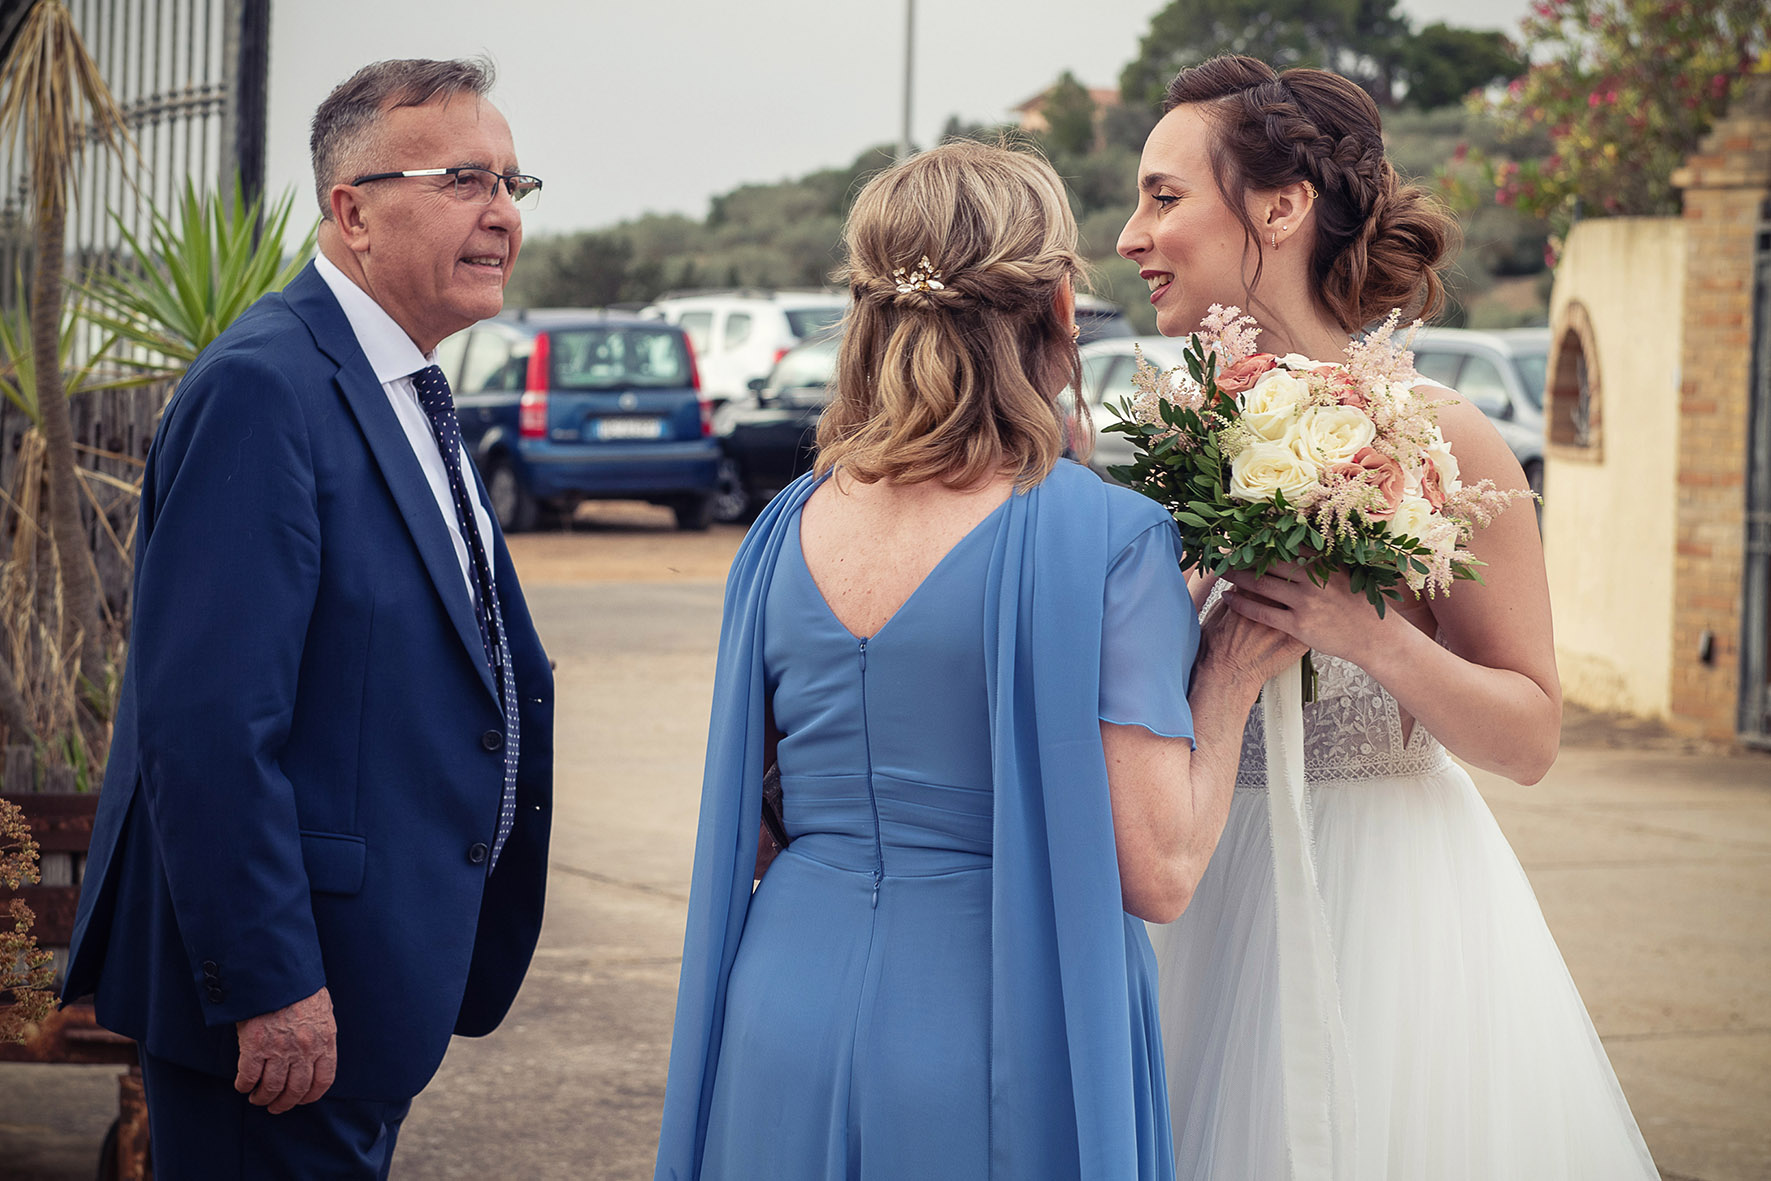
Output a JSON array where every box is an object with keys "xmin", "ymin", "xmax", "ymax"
[{"xmin": 2, "ymin": 504, "xmax": 1767, "ymax": 1180}]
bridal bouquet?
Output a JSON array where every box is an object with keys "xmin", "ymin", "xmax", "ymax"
[{"xmin": 1104, "ymin": 305, "xmax": 1527, "ymax": 614}]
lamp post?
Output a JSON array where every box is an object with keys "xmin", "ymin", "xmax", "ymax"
[{"xmin": 898, "ymin": 0, "xmax": 914, "ymax": 161}]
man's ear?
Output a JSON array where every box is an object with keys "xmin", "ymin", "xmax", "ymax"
[{"xmin": 330, "ymin": 184, "xmax": 372, "ymax": 255}]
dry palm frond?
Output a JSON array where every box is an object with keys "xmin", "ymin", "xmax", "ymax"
[{"xmin": 0, "ymin": 0, "xmax": 136, "ymax": 220}]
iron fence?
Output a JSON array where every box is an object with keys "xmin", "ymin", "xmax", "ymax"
[{"xmin": 0, "ymin": 0, "xmax": 268, "ymax": 312}]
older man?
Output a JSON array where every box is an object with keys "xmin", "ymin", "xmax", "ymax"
[{"xmin": 65, "ymin": 58, "xmax": 553, "ymax": 1177}]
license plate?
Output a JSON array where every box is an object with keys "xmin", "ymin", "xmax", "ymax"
[{"xmin": 594, "ymin": 417, "xmax": 665, "ymax": 440}]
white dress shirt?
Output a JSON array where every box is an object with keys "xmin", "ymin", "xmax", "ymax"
[{"xmin": 314, "ymin": 252, "xmax": 495, "ymax": 610}]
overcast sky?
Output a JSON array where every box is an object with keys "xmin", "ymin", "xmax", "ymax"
[{"xmin": 265, "ymin": 0, "xmax": 1534, "ymax": 239}]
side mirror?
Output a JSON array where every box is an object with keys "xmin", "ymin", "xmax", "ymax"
[{"xmin": 747, "ymin": 377, "xmax": 767, "ymax": 392}]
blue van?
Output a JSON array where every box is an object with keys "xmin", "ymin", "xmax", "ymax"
[{"xmin": 435, "ymin": 310, "xmax": 722, "ymax": 531}]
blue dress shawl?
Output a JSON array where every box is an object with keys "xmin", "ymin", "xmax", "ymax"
[{"xmin": 656, "ymin": 460, "xmax": 1184, "ymax": 1179}]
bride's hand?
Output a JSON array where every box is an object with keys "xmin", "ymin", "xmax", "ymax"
[{"xmin": 1219, "ymin": 562, "xmax": 1431, "ymax": 665}]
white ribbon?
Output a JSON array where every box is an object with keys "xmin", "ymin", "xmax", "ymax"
[{"xmin": 1262, "ymin": 657, "xmax": 1358, "ymax": 1181}]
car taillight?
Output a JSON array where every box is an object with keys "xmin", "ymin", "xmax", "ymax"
[
  {"xmin": 773, "ymin": 346, "xmax": 790, "ymax": 367},
  {"xmin": 698, "ymin": 396, "xmax": 714, "ymax": 437},
  {"xmin": 520, "ymin": 334, "xmax": 550, "ymax": 439},
  {"xmin": 683, "ymin": 332, "xmax": 702, "ymax": 392}
]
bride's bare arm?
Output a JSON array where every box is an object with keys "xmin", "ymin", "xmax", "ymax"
[
  {"xmin": 1104, "ymin": 611, "xmax": 1302, "ymax": 923},
  {"xmin": 1221, "ymin": 391, "xmax": 1561, "ymax": 785}
]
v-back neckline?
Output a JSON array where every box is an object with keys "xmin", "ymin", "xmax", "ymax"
[{"xmin": 794, "ymin": 490, "xmax": 1013, "ymax": 644}]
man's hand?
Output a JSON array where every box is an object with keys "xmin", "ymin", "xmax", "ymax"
[{"xmin": 234, "ymin": 986, "xmax": 337, "ymax": 1113}]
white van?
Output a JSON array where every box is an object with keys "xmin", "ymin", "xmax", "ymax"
[{"xmin": 644, "ymin": 291, "xmax": 848, "ymax": 406}]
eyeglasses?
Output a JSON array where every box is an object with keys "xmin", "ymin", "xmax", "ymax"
[{"xmin": 350, "ymin": 166, "xmax": 543, "ymax": 208}]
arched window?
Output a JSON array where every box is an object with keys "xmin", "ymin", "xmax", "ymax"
[{"xmin": 1548, "ymin": 300, "xmax": 1602, "ymax": 458}]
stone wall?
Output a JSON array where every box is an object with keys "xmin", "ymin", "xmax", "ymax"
[{"xmin": 1668, "ymin": 76, "xmax": 1771, "ymax": 742}]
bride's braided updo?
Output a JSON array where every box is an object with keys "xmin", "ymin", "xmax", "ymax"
[
  {"xmin": 1165, "ymin": 56, "xmax": 1459, "ymax": 330},
  {"xmin": 816, "ymin": 140, "xmax": 1086, "ymax": 490}
]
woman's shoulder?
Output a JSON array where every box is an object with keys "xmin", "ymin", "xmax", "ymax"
[{"xmin": 1035, "ymin": 460, "xmax": 1178, "ymax": 552}]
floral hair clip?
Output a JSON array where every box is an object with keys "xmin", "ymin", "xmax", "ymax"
[{"xmin": 892, "ymin": 256, "xmax": 945, "ymax": 294}]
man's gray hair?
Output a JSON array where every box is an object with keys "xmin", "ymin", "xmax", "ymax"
[{"xmin": 309, "ymin": 57, "xmax": 496, "ymax": 218}]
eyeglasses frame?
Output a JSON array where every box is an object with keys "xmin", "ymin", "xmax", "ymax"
[{"xmin": 349, "ymin": 166, "xmax": 543, "ymax": 206}]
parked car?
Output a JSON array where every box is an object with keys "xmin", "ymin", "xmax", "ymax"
[
  {"xmin": 710, "ymin": 333, "xmax": 839, "ymax": 522},
  {"xmin": 434, "ymin": 309, "xmax": 721, "ymax": 532},
  {"xmin": 1075, "ymin": 335, "xmax": 1190, "ymax": 481},
  {"xmin": 643, "ymin": 290, "xmax": 848, "ymax": 408},
  {"xmin": 1075, "ymin": 293, "xmax": 1134, "ymax": 345},
  {"xmin": 1408, "ymin": 327, "xmax": 1549, "ymax": 495}
]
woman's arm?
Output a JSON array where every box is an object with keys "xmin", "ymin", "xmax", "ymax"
[
  {"xmin": 1220, "ymin": 392, "xmax": 1561, "ymax": 784},
  {"xmin": 1106, "ymin": 610, "xmax": 1303, "ymax": 923},
  {"xmin": 754, "ymin": 700, "xmax": 785, "ymax": 881}
]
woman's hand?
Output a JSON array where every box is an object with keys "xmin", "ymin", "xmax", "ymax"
[
  {"xmin": 1218, "ymin": 562, "xmax": 1431, "ymax": 667},
  {"xmin": 1198, "ymin": 580, "xmax": 1311, "ymax": 691}
]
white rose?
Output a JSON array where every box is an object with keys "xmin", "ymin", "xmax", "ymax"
[
  {"xmin": 1228, "ymin": 440, "xmax": 1321, "ymax": 505},
  {"xmin": 1292, "ymin": 404, "xmax": 1377, "ymax": 466},
  {"xmin": 1383, "ymin": 494, "xmax": 1438, "ymax": 542},
  {"xmin": 1425, "ymin": 436, "xmax": 1461, "ymax": 493},
  {"xmin": 1237, "ymin": 370, "xmax": 1311, "ymax": 443},
  {"xmin": 1277, "ymin": 352, "xmax": 1320, "ymax": 370}
]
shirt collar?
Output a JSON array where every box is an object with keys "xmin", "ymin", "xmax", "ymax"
[{"xmin": 314, "ymin": 251, "xmax": 435, "ymax": 382}]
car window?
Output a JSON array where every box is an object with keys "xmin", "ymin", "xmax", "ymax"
[
  {"xmin": 723, "ymin": 313, "xmax": 753, "ymax": 351},
  {"xmin": 1083, "ymin": 352, "xmax": 1139, "ymax": 414},
  {"xmin": 1411, "ymin": 349, "xmax": 1463, "ymax": 388},
  {"xmin": 1510, "ymin": 351, "xmax": 1547, "ymax": 411},
  {"xmin": 459, "ymin": 330, "xmax": 517, "ymax": 395},
  {"xmin": 677, "ymin": 311, "xmax": 713, "ymax": 356},
  {"xmin": 548, "ymin": 326, "xmax": 693, "ymax": 390},
  {"xmin": 1457, "ymin": 355, "xmax": 1512, "ymax": 417},
  {"xmin": 435, "ymin": 331, "xmax": 470, "ymax": 385},
  {"xmin": 785, "ymin": 307, "xmax": 845, "ymax": 339},
  {"xmin": 766, "ymin": 343, "xmax": 837, "ymax": 396}
]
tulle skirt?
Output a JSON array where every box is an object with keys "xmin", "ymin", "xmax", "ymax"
[{"xmin": 1149, "ymin": 763, "xmax": 1659, "ymax": 1181}]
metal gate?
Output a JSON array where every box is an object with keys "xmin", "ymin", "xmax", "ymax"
[
  {"xmin": 1741, "ymin": 199, "xmax": 1771, "ymax": 747},
  {"xmin": 0, "ymin": 0, "xmax": 270, "ymax": 313}
]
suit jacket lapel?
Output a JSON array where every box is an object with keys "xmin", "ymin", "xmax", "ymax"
[{"xmin": 283, "ymin": 263, "xmax": 499, "ymax": 704}]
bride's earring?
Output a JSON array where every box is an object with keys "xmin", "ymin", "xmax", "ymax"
[{"xmin": 1070, "ymin": 323, "xmax": 1080, "ymax": 341}]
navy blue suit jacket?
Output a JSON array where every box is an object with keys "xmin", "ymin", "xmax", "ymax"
[{"xmin": 64, "ymin": 263, "xmax": 554, "ymax": 1102}]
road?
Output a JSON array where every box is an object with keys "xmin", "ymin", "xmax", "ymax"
[{"xmin": 2, "ymin": 504, "xmax": 1766, "ymax": 1180}]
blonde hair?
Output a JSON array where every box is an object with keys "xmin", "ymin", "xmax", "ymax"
[{"xmin": 815, "ymin": 140, "xmax": 1086, "ymax": 490}]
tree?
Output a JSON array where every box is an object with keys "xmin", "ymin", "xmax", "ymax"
[
  {"xmin": 0, "ymin": 1, "xmax": 130, "ymax": 729},
  {"xmin": 1119, "ymin": 0, "xmax": 1409, "ymax": 112},
  {"xmin": 1473, "ymin": 0, "xmax": 1770, "ymax": 234},
  {"xmin": 1398, "ymin": 23, "xmax": 1525, "ymax": 110},
  {"xmin": 1041, "ymin": 72, "xmax": 1099, "ymax": 156}
]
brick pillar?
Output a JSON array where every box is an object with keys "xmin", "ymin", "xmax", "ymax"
[{"xmin": 1668, "ymin": 77, "xmax": 1771, "ymax": 742}]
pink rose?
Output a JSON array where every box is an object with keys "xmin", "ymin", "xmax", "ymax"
[
  {"xmin": 1420, "ymin": 457, "xmax": 1448, "ymax": 510},
  {"xmin": 1214, "ymin": 353, "xmax": 1279, "ymax": 395},
  {"xmin": 1330, "ymin": 446, "xmax": 1406, "ymax": 519},
  {"xmin": 1330, "ymin": 373, "xmax": 1368, "ymax": 411}
]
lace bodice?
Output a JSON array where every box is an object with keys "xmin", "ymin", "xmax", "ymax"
[
  {"xmin": 1203, "ymin": 584, "xmax": 1451, "ymax": 788},
  {"xmin": 1234, "ymin": 650, "xmax": 1450, "ymax": 787}
]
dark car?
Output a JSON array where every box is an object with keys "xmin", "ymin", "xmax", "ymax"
[
  {"xmin": 435, "ymin": 310, "xmax": 722, "ymax": 531},
  {"xmin": 710, "ymin": 333, "xmax": 839, "ymax": 522},
  {"xmin": 1075, "ymin": 294, "xmax": 1133, "ymax": 345}
]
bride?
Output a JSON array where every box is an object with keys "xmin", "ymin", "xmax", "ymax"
[{"xmin": 1117, "ymin": 55, "xmax": 1661, "ymax": 1180}]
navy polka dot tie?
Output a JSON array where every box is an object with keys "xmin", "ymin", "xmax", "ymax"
[{"xmin": 412, "ymin": 364, "xmax": 521, "ymax": 871}]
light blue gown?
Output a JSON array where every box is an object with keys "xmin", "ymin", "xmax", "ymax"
[{"xmin": 656, "ymin": 461, "xmax": 1199, "ymax": 1180}]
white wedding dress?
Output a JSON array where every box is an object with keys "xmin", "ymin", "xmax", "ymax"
[{"xmin": 1149, "ymin": 639, "xmax": 1660, "ymax": 1180}]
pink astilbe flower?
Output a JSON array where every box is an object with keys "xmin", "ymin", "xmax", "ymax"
[{"xmin": 1199, "ymin": 304, "xmax": 1263, "ymax": 365}]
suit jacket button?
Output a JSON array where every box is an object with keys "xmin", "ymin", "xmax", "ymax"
[
  {"xmin": 207, "ymin": 985, "xmax": 225, "ymax": 1003},
  {"xmin": 467, "ymin": 843, "xmax": 489, "ymax": 865},
  {"xmin": 481, "ymin": 729, "xmax": 504, "ymax": 751},
  {"xmin": 201, "ymin": 960, "xmax": 219, "ymax": 979}
]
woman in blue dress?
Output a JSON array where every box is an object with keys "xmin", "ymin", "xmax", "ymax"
[{"xmin": 655, "ymin": 141, "xmax": 1302, "ymax": 1181}]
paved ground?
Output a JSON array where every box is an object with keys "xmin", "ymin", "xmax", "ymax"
[{"xmin": 2, "ymin": 505, "xmax": 1766, "ymax": 1180}]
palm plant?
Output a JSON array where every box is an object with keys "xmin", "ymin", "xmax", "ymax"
[
  {"xmin": 82, "ymin": 177, "xmax": 316, "ymax": 376},
  {"xmin": 0, "ymin": 0, "xmax": 133, "ymax": 723}
]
